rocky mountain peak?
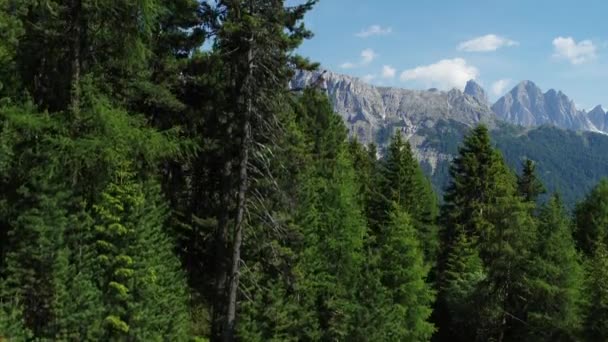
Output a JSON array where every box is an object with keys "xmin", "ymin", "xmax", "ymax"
[
  {"xmin": 291, "ymin": 70, "xmax": 495, "ymax": 147},
  {"xmin": 464, "ymin": 79, "xmax": 487, "ymax": 104},
  {"xmin": 587, "ymin": 105, "xmax": 607, "ymax": 131},
  {"xmin": 589, "ymin": 105, "xmax": 606, "ymax": 114},
  {"xmin": 514, "ymin": 80, "xmax": 541, "ymax": 93},
  {"xmin": 492, "ymin": 80, "xmax": 594, "ymax": 131}
]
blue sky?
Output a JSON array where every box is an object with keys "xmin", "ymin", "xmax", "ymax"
[{"xmin": 297, "ymin": 0, "xmax": 608, "ymax": 109}]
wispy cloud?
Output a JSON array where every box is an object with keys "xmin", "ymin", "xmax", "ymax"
[
  {"xmin": 382, "ymin": 65, "xmax": 396, "ymax": 79},
  {"xmin": 491, "ymin": 79, "xmax": 512, "ymax": 96},
  {"xmin": 361, "ymin": 49, "xmax": 378, "ymax": 64},
  {"xmin": 552, "ymin": 36, "xmax": 597, "ymax": 65},
  {"xmin": 340, "ymin": 62, "xmax": 356, "ymax": 69},
  {"xmin": 356, "ymin": 25, "xmax": 392, "ymax": 38},
  {"xmin": 340, "ymin": 49, "xmax": 378, "ymax": 69},
  {"xmin": 458, "ymin": 34, "xmax": 518, "ymax": 52},
  {"xmin": 400, "ymin": 58, "xmax": 479, "ymax": 90},
  {"xmin": 362, "ymin": 74, "xmax": 377, "ymax": 83}
]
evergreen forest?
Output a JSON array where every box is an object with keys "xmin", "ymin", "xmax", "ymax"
[{"xmin": 1, "ymin": 1, "xmax": 607, "ymax": 341}]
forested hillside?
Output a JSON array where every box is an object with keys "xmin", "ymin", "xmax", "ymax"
[
  {"xmin": 417, "ymin": 120, "xmax": 608, "ymax": 207},
  {"xmin": 1, "ymin": 1, "xmax": 608, "ymax": 341}
]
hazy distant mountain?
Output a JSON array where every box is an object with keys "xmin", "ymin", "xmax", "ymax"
[
  {"xmin": 587, "ymin": 105, "xmax": 607, "ymax": 131},
  {"xmin": 491, "ymin": 80, "xmax": 598, "ymax": 131}
]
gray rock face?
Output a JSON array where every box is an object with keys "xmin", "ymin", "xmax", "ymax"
[
  {"xmin": 290, "ymin": 69, "xmax": 608, "ymax": 192},
  {"xmin": 290, "ymin": 70, "xmax": 496, "ymax": 173},
  {"xmin": 464, "ymin": 79, "xmax": 488, "ymax": 104},
  {"xmin": 491, "ymin": 81, "xmax": 595, "ymax": 131},
  {"xmin": 587, "ymin": 105, "xmax": 607, "ymax": 131},
  {"xmin": 291, "ymin": 70, "xmax": 495, "ymax": 144}
]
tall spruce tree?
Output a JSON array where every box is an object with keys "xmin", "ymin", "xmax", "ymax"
[
  {"xmin": 376, "ymin": 206, "xmax": 436, "ymax": 341},
  {"xmin": 575, "ymin": 180, "xmax": 608, "ymax": 340},
  {"xmin": 290, "ymin": 89, "xmax": 366, "ymax": 340},
  {"xmin": 517, "ymin": 159, "xmax": 546, "ymax": 203},
  {"xmin": 202, "ymin": 1, "xmax": 318, "ymax": 340},
  {"xmin": 375, "ymin": 133, "xmax": 439, "ymax": 264},
  {"xmin": 438, "ymin": 125, "xmax": 538, "ymax": 342},
  {"xmin": 440, "ymin": 229, "xmax": 485, "ymax": 341},
  {"xmin": 92, "ymin": 169, "xmax": 189, "ymax": 340},
  {"xmin": 583, "ymin": 239, "xmax": 608, "ymax": 340},
  {"xmin": 526, "ymin": 194, "xmax": 584, "ymax": 340},
  {"xmin": 574, "ymin": 179, "xmax": 608, "ymax": 256},
  {"xmin": 0, "ymin": 0, "xmax": 24, "ymax": 96}
]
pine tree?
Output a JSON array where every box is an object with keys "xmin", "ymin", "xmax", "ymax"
[
  {"xmin": 0, "ymin": 89, "xmax": 190, "ymax": 339},
  {"xmin": 372, "ymin": 132, "xmax": 439, "ymax": 265},
  {"xmin": 517, "ymin": 159, "xmax": 546, "ymax": 203},
  {"xmin": 291, "ymin": 90, "xmax": 366, "ymax": 340},
  {"xmin": 235, "ymin": 94, "xmax": 313, "ymax": 341},
  {"xmin": 478, "ymin": 192, "xmax": 537, "ymax": 341},
  {"xmin": 1, "ymin": 170, "xmax": 72, "ymax": 337},
  {"xmin": 440, "ymin": 229, "xmax": 485, "ymax": 341},
  {"xmin": 438, "ymin": 125, "xmax": 538, "ymax": 341},
  {"xmin": 348, "ymin": 139, "xmax": 377, "ymax": 210},
  {"xmin": 92, "ymin": 166, "xmax": 189, "ymax": 340},
  {"xmin": 441, "ymin": 125, "xmax": 508, "ymax": 243},
  {"xmin": 198, "ymin": 2, "xmax": 318, "ymax": 339},
  {"xmin": 0, "ymin": 279, "xmax": 31, "ymax": 340},
  {"xmin": 376, "ymin": 206, "xmax": 435, "ymax": 341},
  {"xmin": 583, "ymin": 239, "xmax": 608, "ymax": 340},
  {"xmin": 14, "ymin": 0, "xmax": 165, "ymax": 112},
  {"xmin": 526, "ymin": 194, "xmax": 584, "ymax": 340},
  {"xmin": 574, "ymin": 179, "xmax": 608, "ymax": 256},
  {"xmin": 0, "ymin": 0, "xmax": 24, "ymax": 96}
]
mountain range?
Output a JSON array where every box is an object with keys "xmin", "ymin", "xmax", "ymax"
[
  {"xmin": 492, "ymin": 80, "xmax": 604, "ymax": 133},
  {"xmin": 291, "ymin": 70, "xmax": 608, "ymax": 206}
]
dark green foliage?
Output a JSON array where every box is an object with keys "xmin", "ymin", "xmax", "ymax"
[
  {"xmin": 372, "ymin": 133, "xmax": 439, "ymax": 264},
  {"xmin": 438, "ymin": 125, "xmax": 539, "ymax": 341},
  {"xmin": 517, "ymin": 159, "xmax": 546, "ymax": 203},
  {"xmin": 292, "ymin": 90, "xmax": 366, "ymax": 340},
  {"xmin": 93, "ymin": 171, "xmax": 189, "ymax": 340},
  {"xmin": 0, "ymin": 299, "xmax": 31, "ymax": 340},
  {"xmin": 13, "ymin": 0, "xmax": 165, "ymax": 111},
  {"xmin": 526, "ymin": 195, "xmax": 584, "ymax": 340},
  {"xmin": 583, "ymin": 240, "xmax": 608, "ymax": 340},
  {"xmin": 574, "ymin": 179, "xmax": 608, "ymax": 256},
  {"xmin": 376, "ymin": 207, "xmax": 435, "ymax": 341},
  {"xmin": 441, "ymin": 125, "xmax": 511, "ymax": 244},
  {"xmin": 495, "ymin": 125, "xmax": 608, "ymax": 208},
  {"xmin": 440, "ymin": 230, "xmax": 484, "ymax": 341},
  {"xmin": 4, "ymin": 1, "xmax": 608, "ymax": 341},
  {"xmin": 419, "ymin": 121, "xmax": 608, "ymax": 208},
  {"xmin": 0, "ymin": 0, "xmax": 24, "ymax": 96}
]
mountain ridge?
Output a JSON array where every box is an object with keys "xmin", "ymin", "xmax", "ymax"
[
  {"xmin": 291, "ymin": 69, "xmax": 608, "ymax": 206},
  {"xmin": 492, "ymin": 80, "xmax": 601, "ymax": 132}
]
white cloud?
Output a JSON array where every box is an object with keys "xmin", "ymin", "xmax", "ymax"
[
  {"xmin": 340, "ymin": 49, "xmax": 378, "ymax": 69},
  {"xmin": 356, "ymin": 25, "xmax": 392, "ymax": 38},
  {"xmin": 362, "ymin": 74, "xmax": 377, "ymax": 83},
  {"xmin": 400, "ymin": 58, "xmax": 479, "ymax": 90},
  {"xmin": 382, "ymin": 65, "xmax": 396, "ymax": 79},
  {"xmin": 361, "ymin": 49, "xmax": 378, "ymax": 65},
  {"xmin": 458, "ymin": 34, "xmax": 518, "ymax": 52},
  {"xmin": 491, "ymin": 79, "xmax": 512, "ymax": 96},
  {"xmin": 340, "ymin": 62, "xmax": 356, "ymax": 69},
  {"xmin": 552, "ymin": 36, "xmax": 597, "ymax": 65}
]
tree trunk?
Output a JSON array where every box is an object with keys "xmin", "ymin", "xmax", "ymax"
[
  {"xmin": 70, "ymin": 0, "xmax": 82, "ymax": 116},
  {"xmin": 211, "ymin": 156, "xmax": 232, "ymax": 340},
  {"xmin": 222, "ymin": 41, "xmax": 254, "ymax": 342}
]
